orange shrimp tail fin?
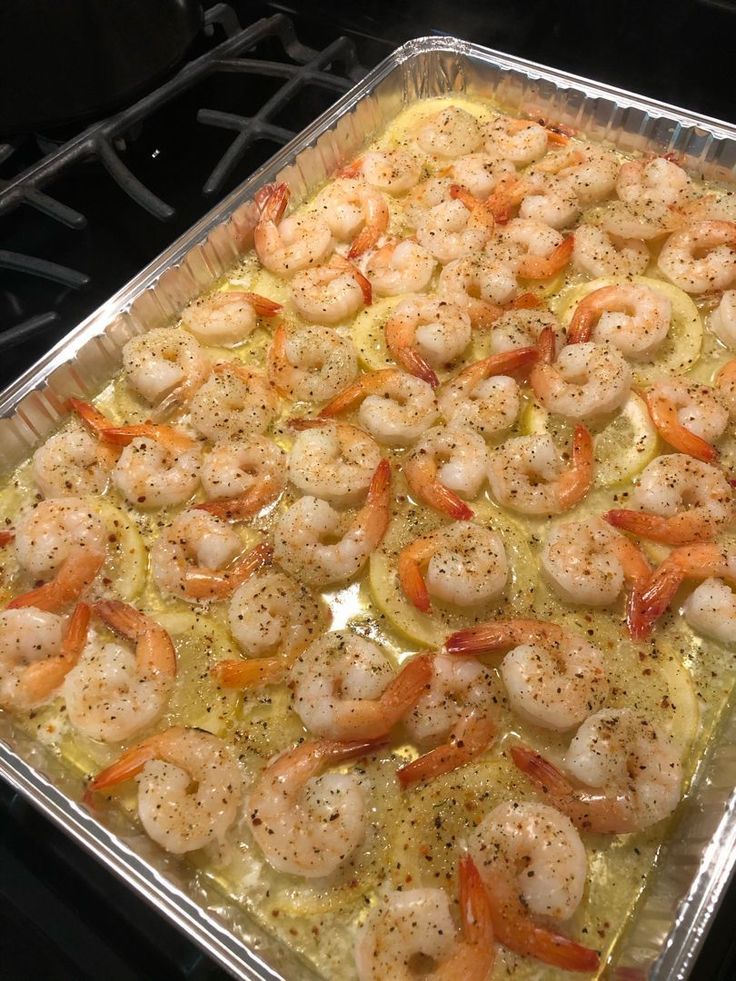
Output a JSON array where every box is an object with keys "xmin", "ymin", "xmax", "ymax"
[
  {"xmin": 379, "ymin": 654, "xmax": 433, "ymax": 733},
  {"xmin": 238, "ymin": 292, "xmax": 282, "ymax": 317},
  {"xmin": 626, "ymin": 584, "xmax": 654, "ymax": 640},
  {"xmin": 397, "ymin": 348, "xmax": 440, "ymax": 388},
  {"xmin": 398, "ymin": 550, "xmax": 431, "ymax": 613},
  {"xmin": 643, "ymin": 390, "xmax": 719, "ymax": 463},
  {"xmin": 449, "ymin": 183, "xmax": 478, "ymax": 210},
  {"xmin": 68, "ymin": 398, "xmax": 115, "ymax": 438},
  {"xmin": 398, "ymin": 716, "xmax": 497, "ymax": 788},
  {"xmin": 319, "ymin": 737, "xmax": 389, "ymax": 765},
  {"xmin": 351, "ymin": 264, "xmax": 373, "ymax": 305},
  {"xmin": 414, "ymin": 478, "xmax": 474, "ymax": 520},
  {"xmin": 510, "ymin": 743, "xmax": 575, "ymax": 797},
  {"xmin": 604, "ymin": 509, "xmax": 682, "ymax": 544},
  {"xmin": 84, "ymin": 735, "xmax": 163, "ymax": 804},
  {"xmin": 566, "ymin": 306, "xmax": 594, "ymax": 344},
  {"xmin": 93, "ymin": 599, "xmax": 146, "ymax": 639},
  {"xmin": 8, "ymin": 548, "xmax": 104, "ymax": 612},
  {"xmin": 536, "ymin": 326, "xmax": 556, "ymax": 364},
  {"xmin": 259, "ymin": 182, "xmax": 289, "ymax": 223},
  {"xmin": 457, "ymin": 855, "xmax": 495, "ymax": 951},
  {"xmin": 99, "ymin": 423, "xmax": 194, "ymax": 450},
  {"xmin": 348, "ymin": 225, "xmax": 381, "ymax": 260},
  {"xmin": 446, "ymin": 622, "xmax": 502, "ymax": 656},
  {"xmin": 195, "ymin": 480, "xmax": 281, "ymax": 521},
  {"xmin": 482, "ymin": 346, "xmax": 539, "ymax": 377},
  {"xmin": 519, "ymin": 235, "xmax": 573, "ymax": 280},
  {"xmin": 556, "ymin": 424, "xmax": 594, "ymax": 510},
  {"xmin": 636, "ymin": 563, "xmax": 686, "ymax": 632},
  {"xmin": 338, "ymin": 158, "xmax": 362, "ymax": 179},
  {"xmin": 319, "ymin": 370, "xmax": 392, "ymax": 418},
  {"xmin": 185, "ymin": 542, "xmax": 273, "ymax": 600},
  {"xmin": 212, "ymin": 657, "xmax": 286, "ymax": 689},
  {"xmin": 367, "ymin": 457, "xmax": 392, "ymax": 519},
  {"xmin": 509, "ymin": 291, "xmax": 542, "ymax": 311},
  {"xmin": 63, "ymin": 601, "xmax": 91, "ymax": 657},
  {"xmin": 0, "ymin": 529, "xmax": 14, "ymax": 546}
]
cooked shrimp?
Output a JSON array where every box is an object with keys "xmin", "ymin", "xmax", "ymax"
[
  {"xmin": 197, "ymin": 437, "xmax": 286, "ymax": 520},
  {"xmin": 122, "ymin": 327, "xmax": 210, "ymax": 409},
  {"xmin": 85, "ymin": 726, "xmax": 243, "ymax": 854},
  {"xmin": 601, "ymin": 199, "xmax": 681, "ymax": 241},
  {"xmin": 398, "ymin": 522, "xmax": 508, "ymax": 613},
  {"xmin": 385, "ymin": 297, "xmax": 472, "ymax": 386},
  {"xmin": 190, "ymin": 362, "xmax": 278, "ymax": 441},
  {"xmin": 416, "ymin": 193, "xmax": 494, "ymax": 265},
  {"xmin": 489, "ymin": 306, "xmax": 563, "ymax": 356},
  {"xmin": 10, "ymin": 498, "xmax": 106, "ymax": 612},
  {"xmin": 398, "ymin": 653, "xmax": 497, "ymax": 787},
  {"xmin": 402, "ymin": 178, "xmax": 454, "ymax": 230},
  {"xmin": 710, "ymin": 290, "xmax": 736, "ymax": 348},
  {"xmin": 268, "ymin": 323, "xmax": 357, "ymax": 402},
  {"xmin": 112, "ymin": 427, "xmax": 202, "ymax": 510},
  {"xmin": 483, "ymin": 116, "xmax": 549, "ymax": 165},
  {"xmin": 32, "ymin": 426, "xmax": 113, "ymax": 498},
  {"xmin": 365, "ymin": 239, "xmax": 436, "ymax": 297},
  {"xmin": 150, "ymin": 510, "xmax": 271, "ymax": 602},
  {"xmin": 605, "ymin": 453, "xmax": 733, "ymax": 544},
  {"xmin": 312, "ymin": 178, "xmax": 389, "ymax": 258},
  {"xmin": 616, "ymin": 156, "xmax": 692, "ymax": 209},
  {"xmin": 273, "ymin": 458, "xmax": 390, "ymax": 586},
  {"xmin": 512, "ymin": 707, "xmax": 683, "ymax": 832},
  {"xmin": 343, "ymin": 149, "xmax": 422, "ymax": 195},
  {"xmin": 468, "ymin": 801, "xmax": 599, "ymax": 972},
  {"xmin": 290, "ymin": 254, "xmax": 371, "ymax": 324},
  {"xmin": 404, "ymin": 426, "xmax": 487, "ymax": 520},
  {"xmin": 642, "ymin": 378, "xmax": 727, "ymax": 462},
  {"xmin": 716, "ymin": 358, "xmax": 736, "ymax": 415},
  {"xmin": 289, "ymin": 631, "xmax": 431, "ymax": 740},
  {"xmin": 254, "ymin": 182, "xmax": 333, "ymax": 276},
  {"xmin": 0, "ymin": 603, "xmax": 88, "ymax": 711},
  {"xmin": 320, "ymin": 369, "xmax": 439, "ymax": 447},
  {"xmin": 500, "ymin": 219, "xmax": 573, "ymax": 279},
  {"xmin": 288, "ymin": 419, "xmax": 381, "ymax": 505},
  {"xmin": 518, "ymin": 175, "xmax": 580, "ymax": 230},
  {"xmin": 64, "ymin": 600, "xmax": 176, "ymax": 742},
  {"xmin": 567, "ymin": 283, "xmax": 671, "ymax": 360},
  {"xmin": 683, "ymin": 578, "xmax": 736, "ymax": 646},
  {"xmin": 248, "ymin": 738, "xmax": 375, "ymax": 878},
  {"xmin": 487, "ymin": 427, "xmax": 594, "ymax": 516},
  {"xmin": 541, "ymin": 144, "xmax": 618, "ymax": 205},
  {"xmin": 541, "ymin": 517, "xmax": 652, "ymax": 638},
  {"xmin": 180, "ymin": 290, "xmax": 281, "ymax": 347},
  {"xmin": 675, "ymin": 191, "xmax": 736, "ymax": 224},
  {"xmin": 438, "ymin": 254, "xmax": 520, "ymax": 325},
  {"xmin": 530, "ymin": 329, "xmax": 631, "ymax": 420},
  {"xmin": 448, "ymin": 618, "xmax": 608, "ymax": 731},
  {"xmin": 657, "ymin": 220, "xmax": 736, "ymax": 294},
  {"xmin": 572, "ymin": 225, "xmax": 650, "ymax": 279},
  {"xmin": 450, "ymin": 153, "xmax": 515, "ymax": 200},
  {"xmin": 438, "ymin": 347, "xmax": 537, "ymax": 436},
  {"xmin": 354, "ymin": 855, "xmax": 496, "ymax": 981},
  {"xmin": 416, "ymin": 106, "xmax": 482, "ymax": 158}
]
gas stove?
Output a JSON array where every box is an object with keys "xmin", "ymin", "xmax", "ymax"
[{"xmin": 2, "ymin": 1, "xmax": 736, "ymax": 978}]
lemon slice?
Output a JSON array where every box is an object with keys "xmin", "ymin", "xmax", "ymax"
[
  {"xmin": 350, "ymin": 296, "xmax": 404, "ymax": 371},
  {"xmin": 91, "ymin": 497, "xmax": 147, "ymax": 601},
  {"xmin": 553, "ymin": 275, "xmax": 703, "ymax": 382},
  {"xmin": 520, "ymin": 392, "xmax": 659, "ymax": 488}
]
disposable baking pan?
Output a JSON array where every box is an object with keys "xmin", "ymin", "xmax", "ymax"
[{"xmin": 2, "ymin": 33, "xmax": 736, "ymax": 981}]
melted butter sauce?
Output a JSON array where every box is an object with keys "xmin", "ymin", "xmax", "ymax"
[{"xmin": 1, "ymin": 94, "xmax": 736, "ymax": 979}]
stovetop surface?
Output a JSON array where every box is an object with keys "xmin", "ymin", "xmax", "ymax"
[{"xmin": 2, "ymin": 0, "xmax": 736, "ymax": 978}]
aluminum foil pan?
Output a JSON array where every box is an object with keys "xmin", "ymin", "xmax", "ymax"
[{"xmin": 2, "ymin": 34, "xmax": 736, "ymax": 981}]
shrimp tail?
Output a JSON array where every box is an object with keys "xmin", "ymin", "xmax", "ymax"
[
  {"xmin": 8, "ymin": 547, "xmax": 104, "ymax": 612},
  {"xmin": 457, "ymin": 854, "xmax": 495, "ymax": 952},
  {"xmin": 642, "ymin": 390, "xmax": 719, "ymax": 463},
  {"xmin": 398, "ymin": 549, "xmax": 431, "ymax": 613},
  {"xmin": 93, "ymin": 599, "xmax": 176, "ymax": 678},
  {"xmin": 427, "ymin": 483, "xmax": 474, "ymax": 521},
  {"xmin": 212, "ymin": 656, "xmax": 287, "ymax": 689},
  {"xmin": 398, "ymin": 714, "xmax": 497, "ymax": 788},
  {"xmin": 626, "ymin": 583, "xmax": 654, "ymax": 640},
  {"xmin": 0, "ymin": 529, "xmax": 14, "ymax": 546},
  {"xmin": 338, "ymin": 158, "xmax": 362, "ymax": 179},
  {"xmin": 636, "ymin": 562, "xmax": 687, "ymax": 632},
  {"xmin": 536, "ymin": 326, "xmax": 556, "ymax": 364},
  {"xmin": 194, "ymin": 478, "xmax": 282, "ymax": 520},
  {"xmin": 446, "ymin": 621, "xmax": 508, "ymax": 656},
  {"xmin": 375, "ymin": 654, "xmax": 433, "ymax": 737},
  {"xmin": 84, "ymin": 728, "xmax": 180, "ymax": 804},
  {"xmin": 556, "ymin": 425, "xmax": 594, "ymax": 510},
  {"xmin": 184, "ymin": 541, "xmax": 273, "ymax": 601},
  {"xmin": 398, "ymin": 348, "xmax": 440, "ymax": 389},
  {"xmin": 237, "ymin": 292, "xmax": 283, "ymax": 317},
  {"xmin": 479, "ymin": 346, "xmax": 539, "ymax": 377},
  {"xmin": 518, "ymin": 235, "xmax": 573, "ymax": 280},
  {"xmin": 604, "ymin": 509, "xmax": 688, "ymax": 544},
  {"xmin": 259, "ymin": 182, "xmax": 289, "ymax": 223},
  {"xmin": 68, "ymin": 398, "xmax": 117, "ymax": 438},
  {"xmin": 366, "ymin": 457, "xmax": 392, "ymax": 532},
  {"xmin": 15, "ymin": 601, "xmax": 91, "ymax": 706},
  {"xmin": 510, "ymin": 744, "xmax": 576, "ymax": 797},
  {"xmin": 319, "ymin": 370, "xmax": 394, "ymax": 418},
  {"xmin": 348, "ymin": 225, "xmax": 382, "ymax": 261}
]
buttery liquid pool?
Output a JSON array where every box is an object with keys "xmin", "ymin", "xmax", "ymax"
[{"xmin": 1, "ymin": 95, "xmax": 735, "ymax": 979}]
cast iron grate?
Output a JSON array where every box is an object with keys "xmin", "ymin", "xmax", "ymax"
[{"xmin": 0, "ymin": 3, "xmax": 362, "ymax": 374}]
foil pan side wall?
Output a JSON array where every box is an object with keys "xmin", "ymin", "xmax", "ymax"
[{"xmin": 1, "ymin": 34, "xmax": 736, "ymax": 981}]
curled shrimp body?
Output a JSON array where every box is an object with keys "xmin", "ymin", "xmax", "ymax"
[
  {"xmin": 346, "ymin": 150, "xmax": 422, "ymax": 195},
  {"xmin": 438, "ymin": 254, "xmax": 519, "ymax": 324},
  {"xmin": 416, "ymin": 197, "xmax": 494, "ymax": 265},
  {"xmin": 710, "ymin": 289, "xmax": 736, "ymax": 348},
  {"xmin": 403, "ymin": 178, "xmax": 454, "ymax": 230},
  {"xmin": 543, "ymin": 144, "xmax": 618, "ymax": 206},
  {"xmin": 438, "ymin": 347, "xmax": 537, "ymax": 437},
  {"xmin": 354, "ymin": 855, "xmax": 496, "ymax": 981},
  {"xmin": 398, "ymin": 653, "xmax": 498, "ymax": 787},
  {"xmin": 530, "ymin": 335, "xmax": 631, "ymax": 420},
  {"xmin": 657, "ymin": 220, "xmax": 736, "ymax": 294},
  {"xmin": 365, "ymin": 239, "xmax": 436, "ymax": 297},
  {"xmin": 289, "ymin": 631, "xmax": 431, "ymax": 740},
  {"xmin": 483, "ymin": 116, "xmax": 549, "ymax": 165},
  {"xmin": 450, "ymin": 152, "xmax": 516, "ymax": 200},
  {"xmin": 404, "ymin": 426, "xmax": 488, "ymax": 521},
  {"xmin": 416, "ymin": 106, "xmax": 482, "ymax": 158},
  {"xmin": 268, "ymin": 323, "xmax": 357, "ymax": 402},
  {"xmin": 489, "ymin": 307, "xmax": 563, "ymax": 356},
  {"xmin": 572, "ymin": 225, "xmax": 650, "ymax": 279},
  {"xmin": 642, "ymin": 378, "xmax": 727, "ymax": 462},
  {"xmin": 198, "ymin": 437, "xmax": 286, "ymax": 520},
  {"xmin": 32, "ymin": 426, "xmax": 112, "ymax": 498},
  {"xmin": 86, "ymin": 727, "xmax": 243, "ymax": 854},
  {"xmin": 567, "ymin": 283, "xmax": 671, "ymax": 360},
  {"xmin": 122, "ymin": 327, "xmax": 210, "ymax": 408},
  {"xmin": 190, "ymin": 363, "xmax": 278, "ymax": 442},
  {"xmin": 64, "ymin": 600, "xmax": 176, "ymax": 743},
  {"xmin": 487, "ymin": 427, "xmax": 594, "ymax": 517},
  {"xmin": 248, "ymin": 738, "xmax": 374, "ymax": 878},
  {"xmin": 518, "ymin": 175, "xmax": 581, "ymax": 230},
  {"xmin": 716, "ymin": 359, "xmax": 736, "ymax": 415},
  {"xmin": 112, "ymin": 428, "xmax": 202, "ymax": 510},
  {"xmin": 274, "ymin": 459, "xmax": 390, "ymax": 587},
  {"xmin": 290, "ymin": 255, "xmax": 371, "ymax": 324},
  {"xmin": 385, "ymin": 297, "xmax": 472, "ymax": 387},
  {"xmin": 0, "ymin": 604, "xmax": 88, "ymax": 711},
  {"xmin": 500, "ymin": 219, "xmax": 573, "ymax": 280},
  {"xmin": 601, "ymin": 199, "xmax": 681, "ymax": 242},
  {"xmin": 683, "ymin": 577, "xmax": 736, "ymax": 646},
  {"xmin": 312, "ymin": 178, "xmax": 389, "ymax": 258},
  {"xmin": 11, "ymin": 499, "xmax": 106, "ymax": 612},
  {"xmin": 512, "ymin": 708, "xmax": 683, "ymax": 833},
  {"xmin": 320, "ymin": 369, "xmax": 439, "ymax": 447},
  {"xmin": 398, "ymin": 522, "xmax": 508, "ymax": 613},
  {"xmin": 469, "ymin": 801, "xmax": 599, "ymax": 972},
  {"xmin": 288, "ymin": 420, "xmax": 381, "ymax": 505},
  {"xmin": 254, "ymin": 183, "xmax": 333, "ymax": 276},
  {"xmin": 150, "ymin": 510, "xmax": 271, "ymax": 602},
  {"xmin": 617, "ymin": 156, "xmax": 692, "ymax": 209},
  {"xmin": 448, "ymin": 618, "xmax": 608, "ymax": 731},
  {"xmin": 227, "ymin": 571, "xmax": 325, "ymax": 659},
  {"xmin": 606, "ymin": 453, "xmax": 733, "ymax": 544},
  {"xmin": 181, "ymin": 291, "xmax": 281, "ymax": 347}
]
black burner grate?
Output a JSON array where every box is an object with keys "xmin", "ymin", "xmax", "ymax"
[{"xmin": 0, "ymin": 4, "xmax": 362, "ymax": 380}]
